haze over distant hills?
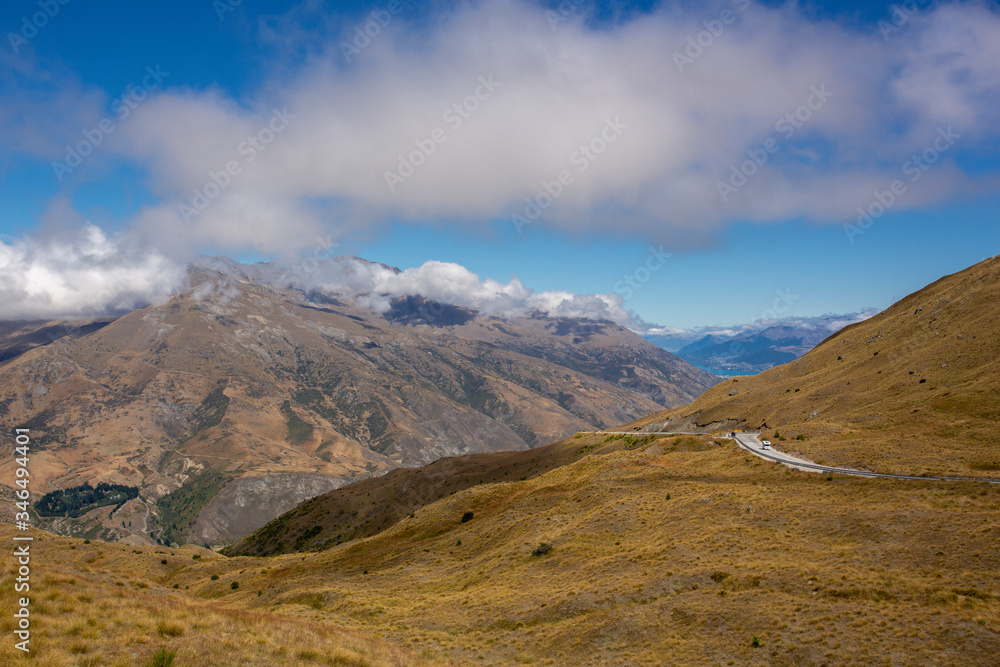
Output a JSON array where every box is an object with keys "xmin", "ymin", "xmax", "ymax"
[
  {"xmin": 0, "ymin": 257, "xmax": 717, "ymax": 548},
  {"xmin": 643, "ymin": 311, "xmax": 877, "ymax": 375}
]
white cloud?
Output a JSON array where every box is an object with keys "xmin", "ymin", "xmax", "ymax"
[
  {"xmin": 0, "ymin": 225, "xmax": 186, "ymax": 320},
  {"xmin": 277, "ymin": 256, "xmax": 634, "ymax": 324},
  {"xmin": 80, "ymin": 0, "xmax": 1000, "ymax": 254},
  {"xmin": 3, "ymin": 1, "xmax": 1000, "ymax": 320}
]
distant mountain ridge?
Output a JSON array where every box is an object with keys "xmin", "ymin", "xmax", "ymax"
[
  {"xmin": 644, "ymin": 312, "xmax": 877, "ymax": 373},
  {"xmin": 0, "ymin": 257, "xmax": 718, "ymax": 548}
]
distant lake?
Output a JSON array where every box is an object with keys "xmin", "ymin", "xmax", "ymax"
[{"xmin": 693, "ymin": 365, "xmax": 757, "ymax": 378}]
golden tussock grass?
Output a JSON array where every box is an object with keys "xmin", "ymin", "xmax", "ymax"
[
  {"xmin": 0, "ymin": 529, "xmax": 434, "ymax": 666},
  {"xmin": 8, "ymin": 433, "xmax": 998, "ymax": 665}
]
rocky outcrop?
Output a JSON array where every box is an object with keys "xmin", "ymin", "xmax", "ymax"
[{"xmin": 191, "ymin": 473, "xmax": 353, "ymax": 547}]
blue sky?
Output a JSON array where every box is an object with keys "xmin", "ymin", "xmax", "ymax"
[{"xmin": 1, "ymin": 0, "xmax": 998, "ymax": 328}]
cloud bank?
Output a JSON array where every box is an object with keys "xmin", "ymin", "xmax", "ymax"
[
  {"xmin": 0, "ymin": 225, "xmax": 186, "ymax": 320},
  {"xmin": 276, "ymin": 256, "xmax": 633, "ymax": 324},
  {"xmin": 93, "ymin": 0, "xmax": 1000, "ymax": 253},
  {"xmin": 3, "ymin": 1, "xmax": 1000, "ymax": 322}
]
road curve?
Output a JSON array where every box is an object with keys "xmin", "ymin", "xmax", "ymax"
[{"xmin": 732, "ymin": 433, "xmax": 1000, "ymax": 484}]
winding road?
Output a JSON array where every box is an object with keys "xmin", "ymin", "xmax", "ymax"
[
  {"xmin": 583, "ymin": 430, "xmax": 1000, "ymax": 484},
  {"xmin": 732, "ymin": 432, "xmax": 1000, "ymax": 484}
]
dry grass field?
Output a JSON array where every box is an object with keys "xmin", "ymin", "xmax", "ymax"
[
  {"xmin": 5, "ymin": 258, "xmax": 999, "ymax": 664},
  {"xmin": 5, "ymin": 432, "xmax": 999, "ymax": 665},
  {"xmin": 0, "ymin": 527, "xmax": 432, "ymax": 666}
]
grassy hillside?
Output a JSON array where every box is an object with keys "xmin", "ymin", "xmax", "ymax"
[
  {"xmin": 5, "ymin": 433, "xmax": 999, "ymax": 665},
  {"xmin": 0, "ymin": 527, "xmax": 431, "ymax": 667},
  {"xmin": 226, "ymin": 432, "xmax": 664, "ymax": 557},
  {"xmin": 631, "ymin": 254, "xmax": 1000, "ymax": 476}
]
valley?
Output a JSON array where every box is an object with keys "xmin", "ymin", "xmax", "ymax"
[
  {"xmin": 1, "ymin": 256, "xmax": 999, "ymax": 665},
  {"xmin": 0, "ymin": 260, "xmax": 718, "ymax": 548}
]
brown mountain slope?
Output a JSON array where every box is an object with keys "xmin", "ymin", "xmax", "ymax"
[
  {"xmin": 231, "ymin": 255, "xmax": 1000, "ymax": 559},
  {"xmin": 629, "ymin": 254, "xmax": 1000, "ymax": 475},
  {"xmin": 11, "ymin": 434, "xmax": 999, "ymax": 665},
  {"xmin": 226, "ymin": 430, "xmax": 667, "ymax": 557},
  {"xmin": 0, "ymin": 259, "xmax": 717, "ymax": 547}
]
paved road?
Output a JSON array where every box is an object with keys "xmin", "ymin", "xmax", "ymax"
[
  {"xmin": 590, "ymin": 431, "xmax": 707, "ymax": 436},
  {"xmin": 732, "ymin": 433, "xmax": 1000, "ymax": 484}
]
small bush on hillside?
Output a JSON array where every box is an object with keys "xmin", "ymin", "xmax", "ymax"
[
  {"xmin": 157, "ymin": 621, "xmax": 184, "ymax": 637},
  {"xmin": 461, "ymin": 511, "xmax": 474, "ymax": 523},
  {"xmin": 751, "ymin": 635, "xmax": 762, "ymax": 648},
  {"xmin": 533, "ymin": 543, "xmax": 553, "ymax": 557},
  {"xmin": 231, "ymin": 581, "xmax": 239, "ymax": 590}
]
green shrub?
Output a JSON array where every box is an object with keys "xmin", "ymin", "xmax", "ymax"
[
  {"xmin": 230, "ymin": 581, "xmax": 239, "ymax": 590},
  {"xmin": 461, "ymin": 511, "xmax": 474, "ymax": 523},
  {"xmin": 751, "ymin": 635, "xmax": 762, "ymax": 648},
  {"xmin": 533, "ymin": 543, "xmax": 553, "ymax": 557},
  {"xmin": 146, "ymin": 647, "xmax": 176, "ymax": 667}
]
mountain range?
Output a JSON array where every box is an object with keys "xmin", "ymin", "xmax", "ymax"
[
  {"xmin": 10, "ymin": 256, "xmax": 995, "ymax": 665},
  {"xmin": 0, "ymin": 258, "xmax": 718, "ymax": 547},
  {"xmin": 231, "ymin": 254, "xmax": 1000, "ymax": 556},
  {"xmin": 643, "ymin": 311, "xmax": 878, "ymax": 374}
]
